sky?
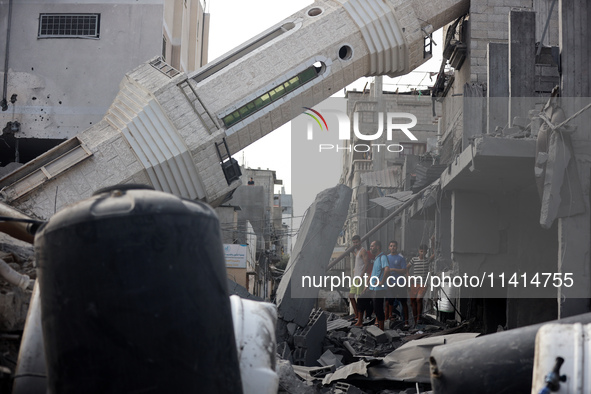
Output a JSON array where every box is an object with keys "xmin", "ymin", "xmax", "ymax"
[
  {"xmin": 205, "ymin": 0, "xmax": 444, "ymax": 215},
  {"xmin": 206, "ymin": 0, "xmax": 313, "ymax": 196}
]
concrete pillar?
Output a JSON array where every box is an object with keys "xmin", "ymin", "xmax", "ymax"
[
  {"xmin": 436, "ymin": 193, "xmax": 453, "ymax": 273},
  {"xmin": 557, "ymin": 0, "xmax": 591, "ymax": 317},
  {"xmin": 560, "ymin": 0, "xmax": 591, "ymax": 96},
  {"xmin": 508, "ymin": 10, "xmax": 536, "ymax": 126},
  {"xmin": 275, "ymin": 184, "xmax": 352, "ymax": 328},
  {"xmin": 534, "ymin": 0, "xmax": 559, "ymax": 47},
  {"xmin": 487, "ymin": 43, "xmax": 509, "ymax": 134},
  {"xmin": 462, "ymin": 83, "xmax": 485, "ymax": 149}
]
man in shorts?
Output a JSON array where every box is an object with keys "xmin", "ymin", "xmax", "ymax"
[
  {"xmin": 409, "ymin": 244, "xmax": 431, "ymax": 327},
  {"xmin": 385, "ymin": 240, "xmax": 410, "ymax": 328},
  {"xmin": 366, "ymin": 240, "xmax": 389, "ymax": 330}
]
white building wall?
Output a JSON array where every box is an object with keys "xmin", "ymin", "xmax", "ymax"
[
  {"xmin": 0, "ymin": 0, "xmax": 164, "ymax": 140},
  {"xmin": 163, "ymin": 0, "xmax": 208, "ymax": 73}
]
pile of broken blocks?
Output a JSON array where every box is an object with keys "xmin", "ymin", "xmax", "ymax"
[{"xmin": 276, "ymin": 308, "xmax": 475, "ymax": 394}]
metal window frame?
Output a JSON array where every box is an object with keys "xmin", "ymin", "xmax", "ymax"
[
  {"xmin": 399, "ymin": 142, "xmax": 426, "ymax": 156},
  {"xmin": 38, "ymin": 13, "xmax": 100, "ymax": 39}
]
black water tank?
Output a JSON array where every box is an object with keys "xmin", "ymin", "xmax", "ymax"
[{"xmin": 35, "ymin": 186, "xmax": 243, "ymax": 393}]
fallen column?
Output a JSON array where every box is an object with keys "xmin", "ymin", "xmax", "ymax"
[
  {"xmin": 0, "ymin": 0, "xmax": 468, "ymax": 219},
  {"xmin": 275, "ymin": 184, "xmax": 351, "ymax": 331}
]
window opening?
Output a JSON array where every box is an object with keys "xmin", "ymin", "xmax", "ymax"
[{"xmin": 38, "ymin": 14, "xmax": 100, "ymax": 39}]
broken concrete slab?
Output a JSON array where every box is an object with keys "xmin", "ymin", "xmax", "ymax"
[
  {"xmin": 276, "ymin": 359, "xmax": 316, "ymax": 394},
  {"xmin": 327, "ymin": 317, "xmax": 352, "ymax": 332},
  {"xmin": 318, "ymin": 350, "xmax": 344, "ymax": 369},
  {"xmin": 332, "ymin": 382, "xmax": 364, "ymax": 394},
  {"xmin": 365, "ymin": 326, "xmax": 389, "ymax": 344},
  {"xmin": 277, "ymin": 342, "xmax": 293, "ymax": 364},
  {"xmin": 512, "ymin": 116, "xmax": 530, "ymax": 129},
  {"xmin": 322, "ymin": 360, "xmax": 369, "ymax": 385},
  {"xmin": 349, "ymin": 327, "xmax": 363, "ymax": 338},
  {"xmin": 276, "ymin": 306, "xmax": 476, "ymax": 393},
  {"xmin": 368, "ymin": 333, "xmax": 480, "ymax": 384},
  {"xmin": 0, "ymin": 287, "xmax": 30, "ymax": 331},
  {"xmin": 293, "ymin": 310, "xmax": 327, "ymax": 366},
  {"xmin": 294, "ymin": 310, "xmax": 327, "ymax": 348},
  {"xmin": 287, "ymin": 322, "xmax": 298, "ymax": 336},
  {"xmin": 385, "ymin": 330, "xmax": 401, "ymax": 340},
  {"xmin": 226, "ymin": 278, "xmax": 263, "ymax": 302},
  {"xmin": 276, "ymin": 184, "xmax": 352, "ymax": 328},
  {"xmin": 0, "ymin": 233, "xmax": 35, "ymax": 334}
]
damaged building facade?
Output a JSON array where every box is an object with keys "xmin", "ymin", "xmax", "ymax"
[
  {"xmin": 340, "ymin": 85, "xmax": 441, "ymax": 257},
  {"xmin": 0, "ymin": 0, "xmax": 590, "ymax": 392},
  {"xmin": 0, "ymin": 0, "xmax": 209, "ymax": 166},
  {"xmin": 340, "ymin": 0, "xmax": 591, "ymax": 333}
]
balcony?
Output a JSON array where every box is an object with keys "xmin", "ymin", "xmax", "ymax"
[{"xmin": 353, "ymin": 159, "xmax": 373, "ymax": 173}]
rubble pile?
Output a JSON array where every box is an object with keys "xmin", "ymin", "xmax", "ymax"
[
  {"xmin": 0, "ymin": 234, "xmax": 35, "ymax": 377},
  {"xmin": 277, "ymin": 308, "xmax": 478, "ymax": 394}
]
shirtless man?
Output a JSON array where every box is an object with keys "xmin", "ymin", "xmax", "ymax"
[{"xmin": 349, "ymin": 235, "xmax": 369, "ymax": 325}]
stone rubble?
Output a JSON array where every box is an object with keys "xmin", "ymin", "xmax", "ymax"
[
  {"xmin": 0, "ymin": 233, "xmax": 35, "ymax": 380},
  {"xmin": 276, "ymin": 307, "xmax": 469, "ymax": 394}
]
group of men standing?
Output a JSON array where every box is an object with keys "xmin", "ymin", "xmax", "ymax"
[{"xmin": 348, "ymin": 235, "xmax": 431, "ymax": 331}]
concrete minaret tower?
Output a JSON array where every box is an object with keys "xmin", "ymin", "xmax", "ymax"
[{"xmin": 0, "ymin": 0, "xmax": 468, "ymax": 218}]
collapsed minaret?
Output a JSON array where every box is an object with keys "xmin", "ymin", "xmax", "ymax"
[{"xmin": 0, "ymin": 0, "xmax": 469, "ymax": 218}]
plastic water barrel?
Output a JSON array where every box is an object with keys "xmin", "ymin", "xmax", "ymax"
[
  {"xmin": 12, "ymin": 281, "xmax": 46, "ymax": 394},
  {"xmin": 532, "ymin": 323, "xmax": 591, "ymax": 393},
  {"xmin": 438, "ymin": 272, "xmax": 455, "ymax": 313},
  {"xmin": 230, "ymin": 295, "xmax": 279, "ymax": 394},
  {"xmin": 35, "ymin": 185, "xmax": 242, "ymax": 394}
]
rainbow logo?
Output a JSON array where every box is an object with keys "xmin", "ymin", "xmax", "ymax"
[{"xmin": 303, "ymin": 107, "xmax": 329, "ymax": 131}]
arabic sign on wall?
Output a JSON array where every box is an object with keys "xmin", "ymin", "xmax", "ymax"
[{"xmin": 224, "ymin": 244, "xmax": 248, "ymax": 268}]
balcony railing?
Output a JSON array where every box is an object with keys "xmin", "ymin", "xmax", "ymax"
[{"xmin": 353, "ymin": 159, "xmax": 373, "ymax": 173}]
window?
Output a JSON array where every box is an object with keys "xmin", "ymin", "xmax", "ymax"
[
  {"xmin": 399, "ymin": 142, "xmax": 426, "ymax": 156},
  {"xmin": 38, "ymin": 14, "xmax": 100, "ymax": 39},
  {"xmin": 222, "ymin": 64, "xmax": 322, "ymax": 128}
]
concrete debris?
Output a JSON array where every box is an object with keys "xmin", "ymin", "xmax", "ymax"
[
  {"xmin": 0, "ymin": 287, "xmax": 30, "ymax": 331},
  {"xmin": 365, "ymin": 326, "xmax": 388, "ymax": 344},
  {"xmin": 318, "ymin": 289, "xmax": 348, "ymax": 312},
  {"xmin": 322, "ymin": 360, "xmax": 369, "ymax": 385},
  {"xmin": 287, "ymin": 322, "xmax": 298, "ymax": 336},
  {"xmin": 0, "ymin": 162, "xmax": 23, "ymax": 179},
  {"xmin": 327, "ymin": 317, "xmax": 352, "ymax": 332},
  {"xmin": 276, "ymin": 184, "xmax": 352, "ymax": 328},
  {"xmin": 332, "ymin": 382, "xmax": 364, "ymax": 394},
  {"xmin": 368, "ymin": 333, "xmax": 480, "ymax": 384},
  {"xmin": 0, "ymin": 258, "xmax": 30, "ymax": 290},
  {"xmin": 274, "ymin": 305, "xmax": 478, "ymax": 393},
  {"xmin": 278, "ymin": 341, "xmax": 294, "ymax": 364},
  {"xmin": 0, "ymin": 234, "xmax": 35, "ymax": 381},
  {"xmin": 292, "ymin": 364, "xmax": 335, "ymax": 382},
  {"xmin": 226, "ymin": 278, "xmax": 264, "ymax": 302},
  {"xmin": 293, "ymin": 310, "xmax": 328, "ymax": 366},
  {"xmin": 385, "ymin": 330, "xmax": 401, "ymax": 340},
  {"xmin": 277, "ymin": 359, "xmax": 316, "ymax": 394},
  {"xmin": 512, "ymin": 116, "xmax": 530, "ymax": 130},
  {"xmin": 318, "ymin": 350, "xmax": 344, "ymax": 369}
]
